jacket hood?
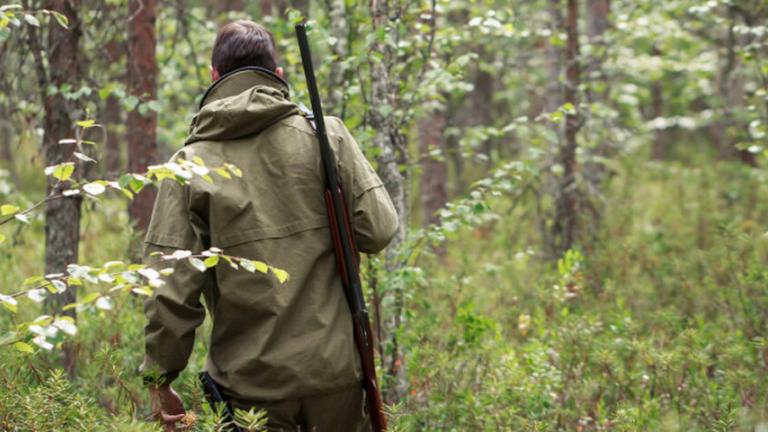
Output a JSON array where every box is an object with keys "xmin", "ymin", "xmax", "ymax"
[{"xmin": 184, "ymin": 67, "xmax": 299, "ymax": 146}]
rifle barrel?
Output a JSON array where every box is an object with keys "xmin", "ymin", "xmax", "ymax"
[{"xmin": 295, "ymin": 22, "xmax": 388, "ymax": 432}]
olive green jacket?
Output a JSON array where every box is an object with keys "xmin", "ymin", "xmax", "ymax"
[{"xmin": 141, "ymin": 68, "xmax": 398, "ymax": 401}]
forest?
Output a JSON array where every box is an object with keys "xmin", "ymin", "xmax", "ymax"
[{"xmin": 0, "ymin": 0, "xmax": 767, "ymax": 430}]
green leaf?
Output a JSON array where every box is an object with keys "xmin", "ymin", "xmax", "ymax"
[
  {"xmin": 76, "ymin": 119, "xmax": 95, "ymax": 128},
  {"xmin": 123, "ymin": 95, "xmax": 139, "ymax": 111},
  {"xmin": 189, "ymin": 258, "xmax": 206, "ymax": 272},
  {"xmin": 23, "ymin": 276, "xmax": 44, "ymax": 286},
  {"xmin": 1, "ymin": 204, "xmax": 19, "ymax": 216},
  {"xmin": 117, "ymin": 174, "xmax": 132, "ymax": 189},
  {"xmin": 377, "ymin": 104, "xmax": 393, "ymax": 117},
  {"xmin": 270, "ymin": 267, "xmax": 289, "ymax": 284},
  {"xmin": 23, "ymin": 14, "xmax": 39, "ymax": 27},
  {"xmin": 73, "ymin": 152, "xmax": 94, "ymax": 162},
  {"xmin": 215, "ymin": 167, "xmax": 232, "ymax": 179},
  {"xmin": 203, "ymin": 255, "xmax": 219, "ymax": 268},
  {"xmin": 0, "ymin": 233, "xmax": 5, "ymax": 244},
  {"xmin": 253, "ymin": 260, "xmax": 269, "ymax": 274},
  {"xmin": 1, "ymin": 296, "xmax": 17, "ymax": 313},
  {"xmin": 128, "ymin": 177, "xmax": 145, "ymax": 193},
  {"xmin": 132, "ymin": 287, "xmax": 154, "ymax": 296},
  {"xmin": 240, "ymin": 259, "xmax": 256, "ymax": 272},
  {"xmin": 226, "ymin": 164, "xmax": 242, "ymax": 178},
  {"xmin": 50, "ymin": 10, "xmax": 68, "ymax": 28},
  {"xmin": 13, "ymin": 341, "xmax": 34, "ymax": 353},
  {"xmin": 45, "ymin": 162, "xmax": 75, "ymax": 181},
  {"xmin": 80, "ymin": 292, "xmax": 101, "ymax": 305},
  {"xmin": 82, "ymin": 182, "xmax": 106, "ymax": 196}
]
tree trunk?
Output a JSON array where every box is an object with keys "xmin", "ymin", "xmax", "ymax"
[
  {"xmin": 104, "ymin": 93, "xmax": 122, "ymax": 177},
  {"xmin": 473, "ymin": 65, "xmax": 495, "ymax": 167},
  {"xmin": 0, "ymin": 111, "xmax": 18, "ymax": 186},
  {"xmin": 419, "ymin": 110, "xmax": 447, "ymax": 231},
  {"xmin": 587, "ymin": 0, "xmax": 609, "ymax": 42},
  {"xmin": 260, "ymin": 0, "xmax": 273, "ymax": 17},
  {"xmin": 326, "ymin": 0, "xmax": 348, "ymax": 115},
  {"xmin": 127, "ymin": 0, "xmax": 158, "ymax": 231},
  {"xmin": 210, "ymin": 0, "xmax": 246, "ymax": 14},
  {"xmin": 25, "ymin": 0, "xmax": 84, "ymax": 374},
  {"xmin": 369, "ymin": 0, "xmax": 408, "ymax": 404},
  {"xmin": 553, "ymin": 0, "xmax": 581, "ymax": 255},
  {"xmin": 650, "ymin": 45, "xmax": 666, "ymax": 160},
  {"xmin": 104, "ymin": 35, "xmax": 124, "ymax": 177},
  {"xmin": 544, "ymin": 0, "xmax": 564, "ymax": 115},
  {"xmin": 713, "ymin": 7, "xmax": 756, "ymax": 166},
  {"xmin": 584, "ymin": 0, "xmax": 610, "ymax": 187}
]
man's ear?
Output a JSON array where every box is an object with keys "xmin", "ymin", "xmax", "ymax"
[
  {"xmin": 210, "ymin": 66, "xmax": 220, "ymax": 82},
  {"xmin": 275, "ymin": 67, "xmax": 284, "ymax": 79}
]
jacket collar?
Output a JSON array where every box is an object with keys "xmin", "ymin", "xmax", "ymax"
[{"xmin": 199, "ymin": 67, "xmax": 290, "ymax": 109}]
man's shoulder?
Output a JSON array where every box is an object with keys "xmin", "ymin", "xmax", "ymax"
[
  {"xmin": 166, "ymin": 142, "xmax": 222, "ymax": 163},
  {"xmin": 266, "ymin": 113, "xmax": 316, "ymax": 138}
]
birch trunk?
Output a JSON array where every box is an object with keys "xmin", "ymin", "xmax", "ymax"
[{"xmin": 370, "ymin": 0, "xmax": 408, "ymax": 404}]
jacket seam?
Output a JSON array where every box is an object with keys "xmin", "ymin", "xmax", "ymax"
[
  {"xmin": 217, "ymin": 216, "xmax": 329, "ymax": 247},
  {"xmin": 145, "ymin": 232, "xmax": 188, "ymax": 249}
]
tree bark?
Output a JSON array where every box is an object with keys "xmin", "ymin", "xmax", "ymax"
[
  {"xmin": 419, "ymin": 110, "xmax": 447, "ymax": 231},
  {"xmin": 210, "ymin": 0, "xmax": 246, "ymax": 15},
  {"xmin": 260, "ymin": 0, "xmax": 273, "ymax": 17},
  {"xmin": 544, "ymin": 0, "xmax": 564, "ymax": 115},
  {"xmin": 713, "ymin": 7, "xmax": 756, "ymax": 166},
  {"xmin": 587, "ymin": 0, "xmax": 609, "ymax": 40},
  {"xmin": 325, "ymin": 0, "xmax": 348, "ymax": 115},
  {"xmin": 584, "ymin": 0, "xmax": 610, "ymax": 186},
  {"xmin": 473, "ymin": 65, "xmax": 496, "ymax": 167},
  {"xmin": 42, "ymin": 0, "xmax": 82, "ymax": 311},
  {"xmin": 104, "ymin": 35, "xmax": 124, "ymax": 177},
  {"xmin": 369, "ymin": 0, "xmax": 408, "ymax": 404},
  {"xmin": 650, "ymin": 45, "xmax": 666, "ymax": 160},
  {"xmin": 553, "ymin": 0, "xmax": 581, "ymax": 255},
  {"xmin": 23, "ymin": 0, "xmax": 84, "ymax": 374},
  {"xmin": 127, "ymin": 0, "xmax": 158, "ymax": 231},
  {"xmin": 0, "ymin": 112, "xmax": 18, "ymax": 186}
]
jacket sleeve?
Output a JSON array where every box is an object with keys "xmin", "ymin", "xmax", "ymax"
[
  {"xmin": 140, "ymin": 178, "xmax": 210, "ymax": 385},
  {"xmin": 332, "ymin": 118, "xmax": 399, "ymax": 254}
]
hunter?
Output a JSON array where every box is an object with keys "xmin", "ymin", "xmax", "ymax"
[{"xmin": 141, "ymin": 20, "xmax": 398, "ymax": 431}]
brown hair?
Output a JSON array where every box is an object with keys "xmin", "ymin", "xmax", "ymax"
[{"xmin": 211, "ymin": 20, "xmax": 277, "ymax": 76}]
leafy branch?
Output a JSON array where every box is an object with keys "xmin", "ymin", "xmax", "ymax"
[
  {"xmin": 0, "ymin": 119, "xmax": 243, "ymax": 231},
  {"xmin": 0, "ymin": 247, "xmax": 289, "ymax": 353}
]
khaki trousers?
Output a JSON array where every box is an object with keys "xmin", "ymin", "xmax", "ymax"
[{"xmin": 231, "ymin": 385, "xmax": 370, "ymax": 432}]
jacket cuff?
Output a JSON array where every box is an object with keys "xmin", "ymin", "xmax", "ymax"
[{"xmin": 141, "ymin": 370, "xmax": 180, "ymax": 387}]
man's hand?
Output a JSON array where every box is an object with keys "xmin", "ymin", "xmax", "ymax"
[{"xmin": 149, "ymin": 384, "xmax": 186, "ymax": 431}]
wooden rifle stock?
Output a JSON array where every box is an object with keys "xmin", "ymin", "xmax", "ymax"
[{"xmin": 296, "ymin": 23, "xmax": 388, "ymax": 432}]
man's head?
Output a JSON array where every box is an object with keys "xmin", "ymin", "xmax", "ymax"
[{"xmin": 210, "ymin": 20, "xmax": 283, "ymax": 81}]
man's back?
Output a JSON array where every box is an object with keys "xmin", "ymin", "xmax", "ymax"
[{"xmin": 141, "ymin": 68, "xmax": 398, "ymax": 403}]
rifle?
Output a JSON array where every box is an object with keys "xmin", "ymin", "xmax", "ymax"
[
  {"xmin": 198, "ymin": 371, "xmax": 244, "ymax": 432},
  {"xmin": 295, "ymin": 22, "xmax": 388, "ymax": 432}
]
